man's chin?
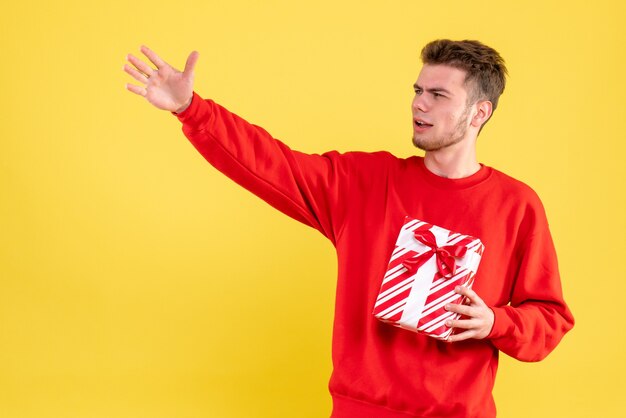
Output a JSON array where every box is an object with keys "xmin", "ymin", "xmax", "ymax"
[
  {"xmin": 412, "ymin": 136, "xmax": 441, "ymax": 152},
  {"xmin": 413, "ymin": 134, "xmax": 466, "ymax": 152}
]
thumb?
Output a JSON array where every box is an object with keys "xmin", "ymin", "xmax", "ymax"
[{"xmin": 183, "ymin": 50, "xmax": 199, "ymax": 77}]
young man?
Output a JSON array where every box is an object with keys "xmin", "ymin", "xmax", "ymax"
[{"xmin": 124, "ymin": 39, "xmax": 574, "ymax": 417}]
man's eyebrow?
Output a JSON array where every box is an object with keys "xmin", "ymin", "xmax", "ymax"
[{"xmin": 413, "ymin": 83, "xmax": 453, "ymax": 95}]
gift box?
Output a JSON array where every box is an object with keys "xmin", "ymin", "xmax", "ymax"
[{"xmin": 373, "ymin": 216, "xmax": 485, "ymax": 340}]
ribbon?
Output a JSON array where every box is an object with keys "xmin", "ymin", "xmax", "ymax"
[{"xmin": 401, "ymin": 229, "xmax": 468, "ymax": 279}]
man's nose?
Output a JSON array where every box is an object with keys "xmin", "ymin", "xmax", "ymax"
[{"xmin": 412, "ymin": 95, "xmax": 428, "ymax": 113}]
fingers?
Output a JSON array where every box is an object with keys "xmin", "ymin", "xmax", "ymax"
[
  {"xmin": 125, "ymin": 83, "xmax": 146, "ymax": 97},
  {"xmin": 444, "ymin": 286, "xmax": 494, "ymax": 342},
  {"xmin": 123, "ymin": 63, "xmax": 148, "ymax": 84},
  {"xmin": 446, "ymin": 318, "xmax": 479, "ymax": 330},
  {"xmin": 125, "ymin": 46, "xmax": 198, "ymax": 80},
  {"xmin": 454, "ymin": 285, "xmax": 484, "ymax": 305},
  {"xmin": 446, "ymin": 329, "xmax": 477, "ymax": 343},
  {"xmin": 445, "ymin": 301, "xmax": 475, "ymax": 316},
  {"xmin": 127, "ymin": 53, "xmax": 155, "ymax": 78},
  {"xmin": 445, "ymin": 317, "xmax": 488, "ymax": 342},
  {"xmin": 140, "ymin": 45, "xmax": 167, "ymax": 69},
  {"xmin": 183, "ymin": 50, "xmax": 199, "ymax": 77}
]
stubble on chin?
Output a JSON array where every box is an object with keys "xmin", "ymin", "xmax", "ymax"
[
  {"xmin": 412, "ymin": 136, "xmax": 438, "ymax": 152},
  {"xmin": 412, "ymin": 136, "xmax": 434, "ymax": 151},
  {"xmin": 412, "ymin": 134, "xmax": 463, "ymax": 152}
]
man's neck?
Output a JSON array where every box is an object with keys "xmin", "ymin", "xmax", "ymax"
[{"xmin": 423, "ymin": 141, "xmax": 480, "ymax": 179}]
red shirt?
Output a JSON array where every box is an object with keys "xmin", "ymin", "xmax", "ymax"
[{"xmin": 175, "ymin": 93, "xmax": 574, "ymax": 417}]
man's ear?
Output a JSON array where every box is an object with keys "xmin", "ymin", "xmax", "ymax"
[{"xmin": 471, "ymin": 100, "xmax": 493, "ymax": 128}]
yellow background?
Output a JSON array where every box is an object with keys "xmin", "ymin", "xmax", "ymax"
[{"xmin": 1, "ymin": 0, "xmax": 624, "ymax": 416}]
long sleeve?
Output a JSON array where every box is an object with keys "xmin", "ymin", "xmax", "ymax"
[
  {"xmin": 487, "ymin": 194, "xmax": 575, "ymax": 362},
  {"xmin": 175, "ymin": 92, "xmax": 348, "ymax": 245}
]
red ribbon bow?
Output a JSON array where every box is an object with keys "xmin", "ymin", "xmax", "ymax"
[{"xmin": 402, "ymin": 229, "xmax": 468, "ymax": 279}]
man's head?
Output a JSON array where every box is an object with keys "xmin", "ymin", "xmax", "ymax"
[
  {"xmin": 412, "ymin": 40, "xmax": 508, "ymax": 152},
  {"xmin": 421, "ymin": 39, "xmax": 507, "ymax": 111}
]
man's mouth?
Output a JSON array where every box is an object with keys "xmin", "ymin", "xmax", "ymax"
[
  {"xmin": 414, "ymin": 118, "xmax": 433, "ymax": 132},
  {"xmin": 414, "ymin": 118, "xmax": 433, "ymax": 128}
]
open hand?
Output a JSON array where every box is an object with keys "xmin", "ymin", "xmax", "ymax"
[
  {"xmin": 124, "ymin": 45, "xmax": 199, "ymax": 113},
  {"xmin": 444, "ymin": 286, "xmax": 494, "ymax": 342}
]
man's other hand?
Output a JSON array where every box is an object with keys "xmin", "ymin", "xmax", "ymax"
[{"xmin": 444, "ymin": 286, "xmax": 495, "ymax": 342}]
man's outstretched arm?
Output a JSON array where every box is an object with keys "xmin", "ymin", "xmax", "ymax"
[
  {"xmin": 122, "ymin": 45, "xmax": 354, "ymax": 244},
  {"xmin": 124, "ymin": 45, "xmax": 199, "ymax": 113}
]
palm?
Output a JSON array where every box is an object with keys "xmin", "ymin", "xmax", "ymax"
[
  {"xmin": 144, "ymin": 65, "xmax": 192, "ymax": 111},
  {"xmin": 124, "ymin": 46, "xmax": 199, "ymax": 113}
]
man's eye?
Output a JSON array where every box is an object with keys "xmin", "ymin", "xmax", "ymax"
[
  {"xmin": 433, "ymin": 93, "xmax": 442, "ymax": 98},
  {"xmin": 414, "ymin": 88, "xmax": 422, "ymax": 95}
]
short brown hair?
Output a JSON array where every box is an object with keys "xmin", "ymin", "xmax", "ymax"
[{"xmin": 421, "ymin": 39, "xmax": 508, "ymax": 110}]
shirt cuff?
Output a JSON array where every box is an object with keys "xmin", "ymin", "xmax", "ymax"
[
  {"xmin": 172, "ymin": 92, "xmax": 214, "ymax": 126},
  {"xmin": 487, "ymin": 305, "xmax": 512, "ymax": 339}
]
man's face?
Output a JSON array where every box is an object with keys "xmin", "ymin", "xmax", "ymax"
[{"xmin": 411, "ymin": 64, "xmax": 475, "ymax": 152}]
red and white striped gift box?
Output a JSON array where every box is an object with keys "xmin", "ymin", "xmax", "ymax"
[{"xmin": 373, "ymin": 216, "xmax": 485, "ymax": 340}]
